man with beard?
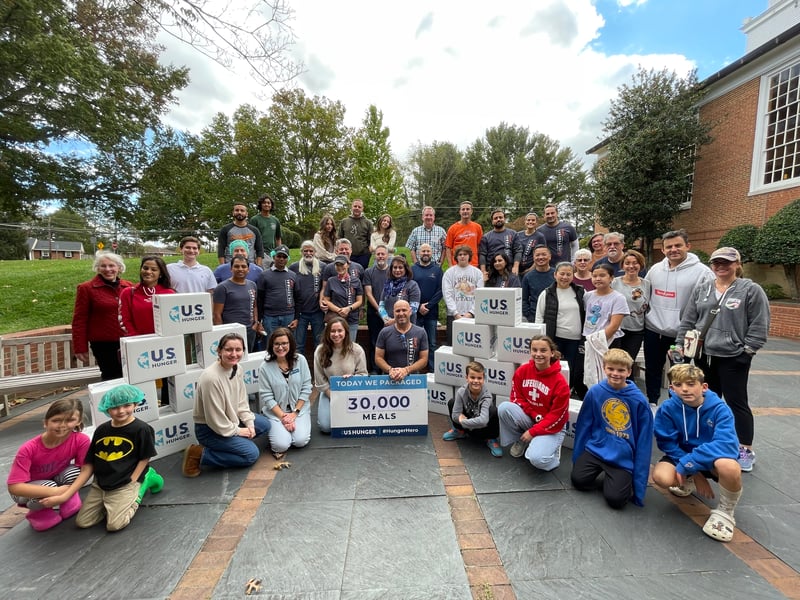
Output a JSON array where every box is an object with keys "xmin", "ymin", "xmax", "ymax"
[
  {"xmin": 478, "ymin": 209, "xmax": 516, "ymax": 281},
  {"xmin": 536, "ymin": 203, "xmax": 578, "ymax": 267},
  {"xmin": 512, "ymin": 212, "xmax": 546, "ymax": 277},
  {"xmin": 289, "ymin": 241, "xmax": 325, "ymax": 354},
  {"xmin": 250, "ymin": 193, "xmax": 282, "ymax": 265},
  {"xmin": 593, "ymin": 232, "xmax": 645, "ymax": 277},
  {"xmin": 337, "ymin": 198, "xmax": 373, "ymax": 270},
  {"xmin": 375, "ymin": 300, "xmax": 429, "ymax": 381},
  {"xmin": 364, "ymin": 244, "xmax": 391, "ymax": 373},
  {"xmin": 412, "ymin": 243, "xmax": 444, "ymax": 372},
  {"xmin": 218, "ymin": 202, "xmax": 264, "ymax": 267}
]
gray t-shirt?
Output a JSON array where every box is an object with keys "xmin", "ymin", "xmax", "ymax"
[
  {"xmin": 213, "ymin": 279, "xmax": 257, "ymax": 327},
  {"xmin": 611, "ymin": 278, "xmax": 651, "ymax": 332},
  {"xmin": 376, "ymin": 324, "xmax": 428, "ymax": 369}
]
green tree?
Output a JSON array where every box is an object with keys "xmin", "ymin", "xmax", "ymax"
[
  {"xmin": 593, "ymin": 67, "xmax": 713, "ymax": 261},
  {"xmin": 349, "ymin": 106, "xmax": 406, "ymax": 219},
  {"xmin": 30, "ymin": 208, "xmax": 95, "ymax": 252},
  {"xmin": 265, "ymin": 89, "xmax": 353, "ymax": 236},
  {"xmin": 753, "ymin": 199, "xmax": 800, "ymax": 299},
  {"xmin": 718, "ymin": 224, "xmax": 759, "ymax": 264},
  {"xmin": 0, "ymin": 0, "xmax": 189, "ymax": 218},
  {"xmin": 0, "ymin": 228, "xmax": 28, "ymax": 260},
  {"xmin": 463, "ymin": 123, "xmax": 589, "ymax": 223},
  {"xmin": 406, "ymin": 141, "xmax": 466, "ymax": 224}
]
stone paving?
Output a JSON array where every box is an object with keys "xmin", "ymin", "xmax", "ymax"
[{"xmin": 0, "ymin": 337, "xmax": 799, "ymax": 599}]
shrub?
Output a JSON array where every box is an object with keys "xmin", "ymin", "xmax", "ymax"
[
  {"xmin": 281, "ymin": 227, "xmax": 302, "ymax": 249},
  {"xmin": 693, "ymin": 249, "xmax": 710, "ymax": 265},
  {"xmin": 753, "ymin": 199, "xmax": 800, "ymax": 298},
  {"xmin": 760, "ymin": 283, "xmax": 788, "ymax": 300},
  {"xmin": 718, "ymin": 224, "xmax": 758, "ymax": 263}
]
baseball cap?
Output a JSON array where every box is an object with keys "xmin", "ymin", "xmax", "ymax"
[
  {"xmin": 274, "ymin": 245, "xmax": 290, "ymax": 257},
  {"xmin": 709, "ymin": 247, "xmax": 741, "ymax": 263},
  {"xmin": 333, "ymin": 254, "xmax": 349, "ymax": 264}
]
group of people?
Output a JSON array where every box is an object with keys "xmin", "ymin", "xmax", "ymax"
[{"xmin": 40, "ymin": 195, "xmax": 768, "ymax": 540}]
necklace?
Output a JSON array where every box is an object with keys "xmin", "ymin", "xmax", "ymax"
[{"xmin": 142, "ymin": 286, "xmax": 156, "ymax": 298}]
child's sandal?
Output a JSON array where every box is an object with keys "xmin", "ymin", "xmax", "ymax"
[{"xmin": 702, "ymin": 509, "xmax": 735, "ymax": 542}]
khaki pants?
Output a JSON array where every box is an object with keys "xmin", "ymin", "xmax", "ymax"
[{"xmin": 76, "ymin": 480, "xmax": 139, "ymax": 531}]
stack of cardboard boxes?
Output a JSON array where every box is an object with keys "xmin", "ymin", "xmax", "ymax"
[
  {"xmin": 86, "ymin": 293, "xmax": 264, "ymax": 459},
  {"xmin": 428, "ymin": 288, "xmax": 582, "ymax": 447}
]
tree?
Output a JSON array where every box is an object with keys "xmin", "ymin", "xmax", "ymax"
[
  {"xmin": 753, "ymin": 199, "xmax": 800, "ymax": 299},
  {"xmin": 718, "ymin": 224, "xmax": 759, "ymax": 264},
  {"xmin": 29, "ymin": 208, "xmax": 95, "ymax": 253},
  {"xmin": 144, "ymin": 0, "xmax": 301, "ymax": 87},
  {"xmin": 463, "ymin": 123, "xmax": 589, "ymax": 224},
  {"xmin": 265, "ymin": 89, "xmax": 353, "ymax": 236},
  {"xmin": 0, "ymin": 227, "xmax": 28, "ymax": 260},
  {"xmin": 406, "ymin": 141, "xmax": 466, "ymax": 224},
  {"xmin": 0, "ymin": 0, "xmax": 189, "ymax": 218},
  {"xmin": 349, "ymin": 106, "xmax": 406, "ymax": 218},
  {"xmin": 593, "ymin": 68, "xmax": 713, "ymax": 260}
]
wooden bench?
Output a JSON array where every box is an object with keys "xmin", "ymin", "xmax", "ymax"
[{"xmin": 0, "ymin": 334, "xmax": 101, "ymax": 417}]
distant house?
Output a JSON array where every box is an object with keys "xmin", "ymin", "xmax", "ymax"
[
  {"xmin": 26, "ymin": 238, "xmax": 85, "ymax": 260},
  {"xmin": 588, "ymin": 0, "xmax": 800, "ymax": 267}
]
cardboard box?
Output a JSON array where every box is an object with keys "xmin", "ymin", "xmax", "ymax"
[
  {"xmin": 239, "ymin": 351, "xmax": 267, "ymax": 395},
  {"xmin": 167, "ymin": 366, "xmax": 204, "ymax": 413},
  {"xmin": 451, "ymin": 318, "xmax": 495, "ymax": 359},
  {"xmin": 494, "ymin": 323, "xmax": 546, "ymax": 364},
  {"xmin": 194, "ymin": 324, "xmax": 248, "ymax": 368},
  {"xmin": 427, "ymin": 374, "xmax": 454, "ymax": 416},
  {"xmin": 120, "ymin": 334, "xmax": 187, "ymax": 384},
  {"xmin": 474, "ymin": 287, "xmax": 522, "ymax": 326},
  {"xmin": 494, "ymin": 395, "xmax": 510, "ymax": 406},
  {"xmin": 87, "ymin": 379, "xmax": 159, "ymax": 425},
  {"xmin": 561, "ymin": 398, "xmax": 583, "ymax": 449},
  {"xmin": 433, "ymin": 346, "xmax": 471, "ymax": 387},
  {"xmin": 152, "ymin": 408, "xmax": 197, "ymax": 459},
  {"xmin": 559, "ymin": 360, "xmax": 570, "ymax": 390},
  {"xmin": 483, "ymin": 358, "xmax": 515, "ymax": 396},
  {"xmin": 153, "ymin": 293, "xmax": 213, "ymax": 336}
]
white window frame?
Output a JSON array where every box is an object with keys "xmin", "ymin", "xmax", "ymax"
[
  {"xmin": 64, "ymin": 251, "xmax": 73, "ymax": 257},
  {"xmin": 751, "ymin": 54, "xmax": 800, "ymax": 194},
  {"xmin": 41, "ymin": 251, "xmax": 50, "ymax": 258}
]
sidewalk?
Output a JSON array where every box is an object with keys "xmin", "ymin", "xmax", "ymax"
[{"xmin": 0, "ymin": 337, "xmax": 799, "ymax": 599}]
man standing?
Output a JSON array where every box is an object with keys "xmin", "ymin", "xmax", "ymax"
[
  {"xmin": 593, "ymin": 232, "xmax": 644, "ymax": 276},
  {"xmin": 406, "ymin": 206, "xmax": 447, "ymax": 265},
  {"xmin": 337, "ymin": 198, "xmax": 372, "ymax": 270},
  {"xmin": 445, "ymin": 201, "xmax": 482, "ymax": 267},
  {"xmin": 250, "ymin": 193, "xmax": 282, "ymax": 261},
  {"xmin": 168, "ymin": 236, "xmax": 217, "ymax": 293},
  {"xmin": 521, "ymin": 246, "xmax": 555, "ymax": 323},
  {"xmin": 537, "ymin": 203, "xmax": 578, "ymax": 267},
  {"xmin": 412, "ymin": 243, "xmax": 444, "ymax": 372},
  {"xmin": 218, "ymin": 202, "xmax": 263, "ymax": 267},
  {"xmin": 478, "ymin": 209, "xmax": 516, "ymax": 280},
  {"xmin": 375, "ymin": 300, "xmax": 429, "ymax": 381},
  {"xmin": 213, "ymin": 240, "xmax": 263, "ymax": 283},
  {"xmin": 442, "ymin": 245, "xmax": 484, "ymax": 345},
  {"xmin": 289, "ymin": 241, "xmax": 324, "ymax": 354},
  {"xmin": 256, "ymin": 245, "xmax": 298, "ymax": 338},
  {"xmin": 643, "ymin": 229, "xmax": 714, "ymax": 405},
  {"xmin": 322, "ymin": 239, "xmax": 365, "ymax": 284},
  {"xmin": 363, "ymin": 244, "xmax": 391, "ymax": 374},
  {"xmin": 513, "ymin": 212, "xmax": 546, "ymax": 276}
]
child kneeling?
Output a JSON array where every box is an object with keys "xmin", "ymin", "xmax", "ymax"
[
  {"xmin": 571, "ymin": 349, "xmax": 653, "ymax": 508},
  {"xmin": 652, "ymin": 364, "xmax": 742, "ymax": 542},
  {"xmin": 442, "ymin": 361, "xmax": 502, "ymax": 457}
]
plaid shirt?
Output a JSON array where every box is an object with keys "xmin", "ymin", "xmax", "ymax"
[{"xmin": 405, "ymin": 224, "xmax": 447, "ymax": 264}]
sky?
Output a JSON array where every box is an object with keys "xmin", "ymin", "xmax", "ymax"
[{"xmin": 160, "ymin": 0, "xmax": 768, "ymax": 169}]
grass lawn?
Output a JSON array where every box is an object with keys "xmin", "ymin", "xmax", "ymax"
[{"xmin": 0, "ymin": 248, "xmax": 435, "ymax": 335}]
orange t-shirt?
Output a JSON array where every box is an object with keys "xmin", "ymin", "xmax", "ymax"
[{"xmin": 445, "ymin": 221, "xmax": 482, "ymax": 267}]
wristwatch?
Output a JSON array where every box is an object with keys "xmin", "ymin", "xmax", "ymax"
[{"xmin": 295, "ymin": 408, "xmax": 301, "ymax": 414}]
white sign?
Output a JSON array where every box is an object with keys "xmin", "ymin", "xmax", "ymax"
[
  {"xmin": 153, "ymin": 293, "xmax": 213, "ymax": 336},
  {"xmin": 330, "ymin": 375, "xmax": 428, "ymax": 437}
]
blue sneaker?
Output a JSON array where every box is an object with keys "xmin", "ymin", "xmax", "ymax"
[
  {"xmin": 738, "ymin": 446, "xmax": 755, "ymax": 472},
  {"xmin": 486, "ymin": 439, "xmax": 503, "ymax": 457},
  {"xmin": 443, "ymin": 428, "xmax": 467, "ymax": 441}
]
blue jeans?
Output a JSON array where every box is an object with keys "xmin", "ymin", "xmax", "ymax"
[
  {"xmin": 296, "ymin": 310, "xmax": 324, "ymax": 354},
  {"xmin": 420, "ymin": 315, "xmax": 438, "ymax": 371},
  {"xmin": 195, "ymin": 414, "xmax": 271, "ymax": 469},
  {"xmin": 262, "ymin": 314, "xmax": 294, "ymax": 339}
]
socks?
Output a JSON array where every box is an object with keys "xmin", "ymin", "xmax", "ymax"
[{"xmin": 718, "ymin": 485, "xmax": 742, "ymax": 517}]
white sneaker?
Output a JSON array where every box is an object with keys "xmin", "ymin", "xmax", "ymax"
[
  {"xmin": 669, "ymin": 477, "xmax": 696, "ymax": 497},
  {"xmin": 510, "ymin": 441, "xmax": 527, "ymax": 458}
]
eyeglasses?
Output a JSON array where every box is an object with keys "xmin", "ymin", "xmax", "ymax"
[
  {"xmin": 575, "ymin": 258, "xmax": 590, "ymax": 262},
  {"xmin": 274, "ymin": 342, "xmax": 290, "ymax": 347}
]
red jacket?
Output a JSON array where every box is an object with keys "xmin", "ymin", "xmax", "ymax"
[
  {"xmin": 71, "ymin": 276, "xmax": 134, "ymax": 353},
  {"xmin": 510, "ymin": 360, "xmax": 570, "ymax": 437},
  {"xmin": 119, "ymin": 284, "xmax": 175, "ymax": 336}
]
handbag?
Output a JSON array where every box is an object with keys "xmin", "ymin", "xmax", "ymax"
[{"xmin": 684, "ymin": 286, "xmax": 727, "ymax": 358}]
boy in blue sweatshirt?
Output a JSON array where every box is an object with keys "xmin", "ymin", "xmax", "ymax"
[
  {"xmin": 652, "ymin": 364, "xmax": 742, "ymax": 542},
  {"xmin": 571, "ymin": 349, "xmax": 653, "ymax": 509}
]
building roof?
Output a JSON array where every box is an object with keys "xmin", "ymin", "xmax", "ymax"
[{"xmin": 28, "ymin": 239, "xmax": 85, "ymax": 252}]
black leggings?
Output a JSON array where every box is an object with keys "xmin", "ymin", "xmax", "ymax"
[
  {"xmin": 447, "ymin": 398, "xmax": 500, "ymax": 440},
  {"xmin": 697, "ymin": 351, "xmax": 754, "ymax": 446}
]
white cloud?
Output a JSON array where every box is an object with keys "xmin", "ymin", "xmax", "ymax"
[{"xmin": 159, "ymin": 0, "xmax": 696, "ymax": 167}]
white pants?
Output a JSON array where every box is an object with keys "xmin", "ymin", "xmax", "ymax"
[
  {"xmin": 498, "ymin": 402, "xmax": 566, "ymax": 471},
  {"xmin": 267, "ymin": 412, "xmax": 312, "ymax": 453}
]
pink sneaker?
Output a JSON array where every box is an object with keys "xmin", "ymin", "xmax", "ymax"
[
  {"xmin": 26, "ymin": 508, "xmax": 62, "ymax": 531},
  {"xmin": 59, "ymin": 494, "xmax": 82, "ymax": 519}
]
